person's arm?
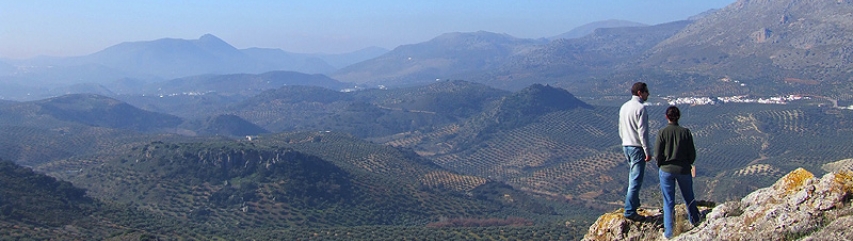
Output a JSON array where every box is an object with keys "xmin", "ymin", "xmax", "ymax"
[
  {"xmin": 686, "ymin": 129, "xmax": 696, "ymax": 165},
  {"xmin": 638, "ymin": 107, "xmax": 651, "ymax": 161},
  {"xmin": 654, "ymin": 130, "xmax": 664, "ymax": 164}
]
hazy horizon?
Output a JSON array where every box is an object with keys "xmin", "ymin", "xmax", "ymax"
[{"xmin": 1, "ymin": 0, "xmax": 735, "ymax": 59}]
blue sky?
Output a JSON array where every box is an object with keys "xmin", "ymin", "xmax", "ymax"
[{"xmin": 1, "ymin": 0, "xmax": 735, "ymax": 59}]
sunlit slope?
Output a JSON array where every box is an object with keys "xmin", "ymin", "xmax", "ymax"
[{"xmin": 382, "ymin": 101, "xmax": 853, "ymax": 204}]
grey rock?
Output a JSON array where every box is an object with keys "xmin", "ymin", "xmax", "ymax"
[{"xmin": 582, "ymin": 168, "xmax": 853, "ymax": 241}]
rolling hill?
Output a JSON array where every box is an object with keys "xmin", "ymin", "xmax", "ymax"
[
  {"xmin": 225, "ymin": 81, "xmax": 508, "ymax": 138},
  {"xmin": 31, "ymin": 94, "xmax": 183, "ymax": 132},
  {"xmin": 0, "ymin": 94, "xmax": 222, "ymax": 167},
  {"xmin": 53, "ymin": 132, "xmax": 569, "ymax": 231}
]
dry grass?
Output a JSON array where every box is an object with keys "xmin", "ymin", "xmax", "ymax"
[
  {"xmin": 733, "ymin": 164, "xmax": 783, "ymax": 177},
  {"xmin": 823, "ymin": 159, "xmax": 853, "ymax": 173}
]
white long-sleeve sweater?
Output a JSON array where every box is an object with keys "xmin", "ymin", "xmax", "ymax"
[{"xmin": 619, "ymin": 95, "xmax": 651, "ymax": 157}]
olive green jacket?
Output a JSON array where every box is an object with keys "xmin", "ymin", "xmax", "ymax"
[{"xmin": 654, "ymin": 123, "xmax": 696, "ymax": 175}]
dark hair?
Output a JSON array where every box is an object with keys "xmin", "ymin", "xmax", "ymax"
[
  {"xmin": 631, "ymin": 82, "xmax": 648, "ymax": 96},
  {"xmin": 666, "ymin": 106, "xmax": 681, "ymax": 124}
]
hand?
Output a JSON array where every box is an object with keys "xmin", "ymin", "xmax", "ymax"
[{"xmin": 644, "ymin": 155, "xmax": 651, "ymax": 162}]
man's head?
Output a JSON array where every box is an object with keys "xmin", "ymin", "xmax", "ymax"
[
  {"xmin": 631, "ymin": 82, "xmax": 649, "ymax": 101},
  {"xmin": 666, "ymin": 106, "xmax": 680, "ymax": 124}
]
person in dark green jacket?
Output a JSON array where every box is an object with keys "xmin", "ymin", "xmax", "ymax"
[{"xmin": 655, "ymin": 106, "xmax": 700, "ymax": 239}]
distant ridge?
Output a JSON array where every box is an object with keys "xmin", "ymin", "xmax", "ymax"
[
  {"xmin": 34, "ymin": 94, "xmax": 182, "ymax": 131},
  {"xmin": 492, "ymin": 20, "xmax": 692, "ymax": 91},
  {"xmin": 83, "ymin": 34, "xmax": 385, "ymax": 78},
  {"xmin": 148, "ymin": 70, "xmax": 353, "ymax": 96},
  {"xmin": 550, "ymin": 19, "xmax": 648, "ymax": 40},
  {"xmin": 85, "ymin": 34, "xmax": 297, "ymax": 79},
  {"xmin": 332, "ymin": 31, "xmax": 547, "ymax": 87},
  {"xmin": 0, "ymin": 34, "xmax": 383, "ymax": 101}
]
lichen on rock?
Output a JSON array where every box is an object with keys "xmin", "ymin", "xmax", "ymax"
[{"xmin": 582, "ymin": 168, "xmax": 853, "ymax": 241}]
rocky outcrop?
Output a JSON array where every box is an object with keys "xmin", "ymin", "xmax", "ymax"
[
  {"xmin": 582, "ymin": 208, "xmax": 666, "ymax": 241},
  {"xmin": 583, "ymin": 168, "xmax": 853, "ymax": 241},
  {"xmin": 581, "ymin": 204, "xmax": 713, "ymax": 241}
]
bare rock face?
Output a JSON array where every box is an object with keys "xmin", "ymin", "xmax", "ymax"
[{"xmin": 582, "ymin": 168, "xmax": 853, "ymax": 241}]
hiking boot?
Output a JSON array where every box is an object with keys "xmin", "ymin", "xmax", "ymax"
[{"xmin": 625, "ymin": 213, "xmax": 646, "ymax": 222}]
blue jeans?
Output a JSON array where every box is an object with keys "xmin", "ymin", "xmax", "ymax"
[
  {"xmin": 623, "ymin": 146, "xmax": 646, "ymax": 217},
  {"xmin": 659, "ymin": 169, "xmax": 700, "ymax": 238}
]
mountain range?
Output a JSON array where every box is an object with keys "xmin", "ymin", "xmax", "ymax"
[
  {"xmin": 332, "ymin": 0, "xmax": 853, "ymax": 98},
  {"xmin": 1, "ymin": 0, "xmax": 853, "ymax": 239},
  {"xmin": 2, "ymin": 0, "xmax": 851, "ymax": 102},
  {"xmin": 0, "ymin": 34, "xmax": 386, "ymax": 100}
]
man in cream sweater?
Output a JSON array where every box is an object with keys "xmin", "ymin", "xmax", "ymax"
[{"xmin": 618, "ymin": 82, "xmax": 651, "ymax": 221}]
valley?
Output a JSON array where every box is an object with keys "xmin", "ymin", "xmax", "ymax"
[
  {"xmin": 1, "ymin": 0, "xmax": 853, "ymax": 239},
  {"xmin": 0, "ymin": 79, "xmax": 849, "ymax": 239}
]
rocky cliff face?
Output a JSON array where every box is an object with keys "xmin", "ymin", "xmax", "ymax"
[{"xmin": 582, "ymin": 168, "xmax": 853, "ymax": 241}]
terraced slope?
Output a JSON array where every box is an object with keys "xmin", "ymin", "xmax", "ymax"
[
  {"xmin": 55, "ymin": 133, "xmax": 565, "ymax": 232},
  {"xmin": 381, "ymin": 102, "xmax": 853, "ymax": 206}
]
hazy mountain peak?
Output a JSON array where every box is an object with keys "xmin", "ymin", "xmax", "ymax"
[
  {"xmin": 194, "ymin": 33, "xmax": 236, "ymax": 51},
  {"xmin": 198, "ymin": 33, "xmax": 222, "ymax": 42}
]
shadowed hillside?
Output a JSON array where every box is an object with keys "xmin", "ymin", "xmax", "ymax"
[
  {"xmin": 32, "ymin": 94, "xmax": 183, "ymax": 132},
  {"xmin": 0, "ymin": 94, "xmax": 214, "ymax": 167},
  {"xmin": 53, "ymin": 133, "xmax": 571, "ymax": 232},
  {"xmin": 0, "ymin": 160, "xmax": 195, "ymax": 239}
]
